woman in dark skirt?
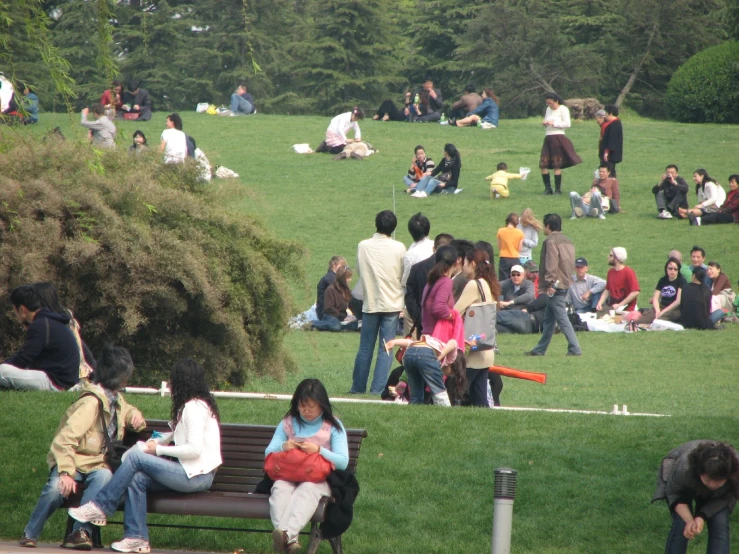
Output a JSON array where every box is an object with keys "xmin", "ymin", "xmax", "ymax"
[{"xmin": 539, "ymin": 92, "xmax": 581, "ymax": 195}]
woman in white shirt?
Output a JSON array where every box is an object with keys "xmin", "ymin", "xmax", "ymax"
[
  {"xmin": 70, "ymin": 359, "xmax": 221, "ymax": 554},
  {"xmin": 539, "ymin": 93, "xmax": 582, "ymax": 195},
  {"xmin": 679, "ymin": 169, "xmax": 726, "ymax": 222},
  {"xmin": 315, "ymin": 107, "xmax": 364, "ymax": 154},
  {"xmin": 160, "ymin": 113, "xmax": 188, "ymax": 164}
]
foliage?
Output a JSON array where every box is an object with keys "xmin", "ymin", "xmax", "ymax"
[
  {"xmin": 665, "ymin": 41, "xmax": 739, "ymax": 123},
  {"xmin": 0, "ymin": 133, "xmax": 304, "ymax": 387},
  {"xmin": 2, "ymin": 0, "xmax": 734, "ymax": 117}
]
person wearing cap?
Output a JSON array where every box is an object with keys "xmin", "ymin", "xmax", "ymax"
[
  {"xmin": 525, "ymin": 214, "xmax": 581, "ymax": 356},
  {"xmin": 523, "ymin": 260, "xmax": 540, "ymax": 297},
  {"xmin": 596, "ymin": 247, "xmax": 640, "ymax": 313},
  {"xmin": 597, "ymin": 105, "xmax": 623, "ymax": 177},
  {"xmin": 569, "ymin": 164, "xmax": 618, "ymax": 220},
  {"xmin": 498, "ymin": 265, "xmax": 536, "ymax": 310},
  {"xmin": 566, "ymin": 258, "xmax": 606, "ymax": 314}
]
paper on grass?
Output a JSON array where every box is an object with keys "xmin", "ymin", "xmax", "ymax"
[{"xmin": 292, "ymin": 144, "xmax": 314, "ymax": 154}]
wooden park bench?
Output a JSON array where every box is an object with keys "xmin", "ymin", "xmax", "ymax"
[{"xmin": 64, "ymin": 419, "xmax": 368, "ymax": 554}]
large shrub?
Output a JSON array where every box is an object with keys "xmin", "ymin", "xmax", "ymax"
[
  {"xmin": 665, "ymin": 41, "xmax": 739, "ymax": 123},
  {"xmin": 0, "ymin": 134, "xmax": 303, "ymax": 387}
]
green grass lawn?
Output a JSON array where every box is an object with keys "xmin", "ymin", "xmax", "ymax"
[{"xmin": 1, "ymin": 112, "xmax": 738, "ymax": 553}]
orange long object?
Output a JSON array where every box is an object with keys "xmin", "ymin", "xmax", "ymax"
[{"xmin": 489, "ymin": 365, "xmax": 547, "ymax": 384}]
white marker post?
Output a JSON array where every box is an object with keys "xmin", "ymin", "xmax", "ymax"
[{"xmin": 491, "ymin": 468, "xmax": 518, "ymax": 554}]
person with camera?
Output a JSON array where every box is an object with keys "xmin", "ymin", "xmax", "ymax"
[
  {"xmin": 653, "ymin": 164, "xmax": 689, "ymax": 219},
  {"xmin": 20, "ymin": 346, "xmax": 145, "ymax": 550}
]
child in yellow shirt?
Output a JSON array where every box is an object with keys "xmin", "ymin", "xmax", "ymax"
[{"xmin": 485, "ymin": 162, "xmax": 526, "ymax": 199}]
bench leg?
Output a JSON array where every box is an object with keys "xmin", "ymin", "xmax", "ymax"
[
  {"xmin": 64, "ymin": 516, "xmax": 74, "ymax": 543},
  {"xmin": 329, "ymin": 535, "xmax": 343, "ymax": 554},
  {"xmin": 305, "ymin": 523, "xmax": 322, "ymax": 554}
]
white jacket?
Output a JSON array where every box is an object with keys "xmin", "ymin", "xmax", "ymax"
[
  {"xmin": 156, "ymin": 399, "xmax": 222, "ymax": 478},
  {"xmin": 697, "ymin": 181, "xmax": 726, "ymax": 209}
]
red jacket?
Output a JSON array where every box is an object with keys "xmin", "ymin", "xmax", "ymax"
[{"xmin": 721, "ymin": 189, "xmax": 739, "ymax": 222}]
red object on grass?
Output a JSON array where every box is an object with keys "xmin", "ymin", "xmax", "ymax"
[{"xmin": 489, "ymin": 365, "xmax": 547, "ymax": 384}]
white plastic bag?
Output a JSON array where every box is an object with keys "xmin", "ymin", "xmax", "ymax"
[
  {"xmin": 519, "ymin": 167, "xmax": 531, "ymax": 180},
  {"xmin": 649, "ymin": 319, "xmax": 685, "ymax": 331},
  {"xmin": 215, "ymin": 166, "xmax": 239, "ymax": 179},
  {"xmin": 291, "ymin": 143, "xmax": 314, "ymax": 154},
  {"xmin": 194, "ymin": 148, "xmax": 212, "ymax": 182},
  {"xmin": 196, "ymin": 102, "xmax": 210, "ymax": 113}
]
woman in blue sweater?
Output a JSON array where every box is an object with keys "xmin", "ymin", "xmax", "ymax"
[
  {"xmin": 266, "ymin": 379, "xmax": 348, "ymax": 554},
  {"xmin": 452, "ymin": 88, "xmax": 499, "ymax": 129}
]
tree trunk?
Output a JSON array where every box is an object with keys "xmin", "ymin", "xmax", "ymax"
[{"xmin": 615, "ymin": 21, "xmax": 659, "ymax": 107}]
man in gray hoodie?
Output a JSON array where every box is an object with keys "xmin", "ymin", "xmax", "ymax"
[{"xmin": 80, "ymin": 104, "xmax": 116, "ymax": 148}]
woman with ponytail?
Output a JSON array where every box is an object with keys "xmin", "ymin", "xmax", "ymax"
[
  {"xmin": 316, "ymin": 107, "xmax": 364, "ymax": 154},
  {"xmin": 455, "ymin": 247, "xmax": 501, "ymax": 407}
]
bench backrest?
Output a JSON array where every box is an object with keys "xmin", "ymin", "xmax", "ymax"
[{"xmin": 131, "ymin": 420, "xmax": 368, "ymax": 494}]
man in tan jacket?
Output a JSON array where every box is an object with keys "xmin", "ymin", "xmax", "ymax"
[
  {"xmin": 525, "ymin": 214, "xmax": 581, "ymax": 357},
  {"xmin": 20, "ymin": 346, "xmax": 145, "ymax": 550}
]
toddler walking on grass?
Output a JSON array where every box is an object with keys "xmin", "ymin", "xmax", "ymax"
[{"xmin": 485, "ymin": 163, "xmax": 529, "ymax": 199}]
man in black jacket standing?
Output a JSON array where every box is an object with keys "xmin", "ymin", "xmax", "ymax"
[
  {"xmin": 598, "ymin": 104, "xmax": 623, "ymax": 177},
  {"xmin": 0, "ymin": 285, "xmax": 80, "ymax": 390}
]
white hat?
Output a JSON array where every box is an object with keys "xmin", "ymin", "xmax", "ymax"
[
  {"xmin": 510, "ymin": 265, "xmax": 524, "ymax": 275},
  {"xmin": 611, "ymin": 247, "xmax": 627, "ymax": 263}
]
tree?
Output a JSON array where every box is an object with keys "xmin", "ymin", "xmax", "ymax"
[{"xmin": 292, "ymin": 0, "xmax": 404, "ymax": 114}]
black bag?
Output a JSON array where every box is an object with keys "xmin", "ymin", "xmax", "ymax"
[{"xmin": 83, "ymin": 393, "xmax": 128, "ymax": 472}]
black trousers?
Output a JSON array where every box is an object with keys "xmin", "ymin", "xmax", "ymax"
[
  {"xmin": 701, "ymin": 212, "xmax": 734, "ymax": 225},
  {"xmin": 376, "ymin": 100, "xmax": 406, "ymax": 121}
]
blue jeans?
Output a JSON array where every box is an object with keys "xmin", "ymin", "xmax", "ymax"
[
  {"xmin": 351, "ymin": 312, "xmax": 398, "ymax": 394},
  {"xmin": 91, "ymin": 449, "xmax": 214, "ymax": 540},
  {"xmin": 401, "ymin": 346, "xmax": 447, "ymax": 404},
  {"xmin": 709, "ymin": 309, "xmax": 725, "ymax": 326},
  {"xmin": 574, "ymin": 291, "xmax": 603, "ymax": 314},
  {"xmin": 665, "ymin": 506, "xmax": 730, "ymax": 554},
  {"xmin": 25, "ymin": 466, "xmax": 112, "ymax": 539},
  {"xmin": 230, "ymin": 94, "xmax": 253, "ymax": 115},
  {"xmin": 414, "ymin": 176, "xmax": 442, "ymax": 195},
  {"xmin": 531, "ymin": 291, "xmax": 581, "ymax": 355},
  {"xmin": 312, "ymin": 315, "xmax": 358, "ymax": 332},
  {"xmin": 403, "ymin": 175, "xmax": 417, "ymax": 188},
  {"xmin": 570, "ymin": 191, "xmax": 605, "ymax": 217}
]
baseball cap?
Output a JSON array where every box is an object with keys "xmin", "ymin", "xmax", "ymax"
[
  {"xmin": 575, "ymin": 257, "xmax": 588, "ymax": 267},
  {"xmin": 510, "ymin": 264, "xmax": 524, "ymax": 275}
]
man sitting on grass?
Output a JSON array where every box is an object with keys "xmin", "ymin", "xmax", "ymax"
[
  {"xmin": 566, "ymin": 257, "xmax": 606, "ymax": 314},
  {"xmin": 0, "ymin": 285, "xmax": 80, "ymax": 391},
  {"xmin": 569, "ymin": 164, "xmax": 620, "ymax": 220},
  {"xmin": 653, "ymin": 164, "xmax": 689, "ymax": 219},
  {"xmin": 595, "ymin": 247, "xmax": 640, "ymax": 314}
]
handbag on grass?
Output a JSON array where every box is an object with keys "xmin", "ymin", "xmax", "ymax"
[
  {"xmin": 264, "ymin": 449, "xmax": 333, "ymax": 483},
  {"xmin": 462, "ymin": 280, "xmax": 497, "ymax": 351}
]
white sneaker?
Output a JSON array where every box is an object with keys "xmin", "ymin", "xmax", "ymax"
[
  {"xmin": 68, "ymin": 502, "xmax": 107, "ymax": 526},
  {"xmin": 412, "ymin": 191, "xmax": 427, "ymax": 198},
  {"xmin": 695, "ymin": 216, "xmax": 701, "ymax": 226},
  {"xmin": 454, "ymin": 188, "xmax": 463, "ymax": 194},
  {"xmin": 111, "ymin": 538, "xmax": 151, "ymax": 553},
  {"xmin": 598, "ymin": 214, "xmax": 606, "ymax": 220},
  {"xmin": 658, "ymin": 211, "xmax": 673, "ymax": 219}
]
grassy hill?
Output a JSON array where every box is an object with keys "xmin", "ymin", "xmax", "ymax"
[{"xmin": 1, "ymin": 112, "xmax": 737, "ymax": 553}]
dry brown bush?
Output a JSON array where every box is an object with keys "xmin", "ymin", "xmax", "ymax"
[
  {"xmin": 564, "ymin": 98, "xmax": 603, "ymax": 120},
  {"xmin": 0, "ymin": 134, "xmax": 304, "ymax": 387}
]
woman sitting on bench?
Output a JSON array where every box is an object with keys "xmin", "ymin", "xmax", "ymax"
[
  {"xmin": 69, "ymin": 359, "xmax": 222, "ymax": 554},
  {"xmin": 265, "ymin": 379, "xmax": 348, "ymax": 554}
]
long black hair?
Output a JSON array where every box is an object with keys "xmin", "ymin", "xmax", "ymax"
[
  {"xmin": 689, "ymin": 441, "xmax": 739, "ymax": 498},
  {"xmin": 443, "ymin": 143, "xmax": 461, "ymax": 170},
  {"xmin": 693, "ymin": 168, "xmax": 715, "ymax": 195},
  {"xmin": 664, "ymin": 257, "xmax": 682, "ymax": 280},
  {"xmin": 170, "ymin": 359, "xmax": 220, "ymax": 426},
  {"xmin": 287, "ymin": 379, "xmax": 342, "ymax": 431}
]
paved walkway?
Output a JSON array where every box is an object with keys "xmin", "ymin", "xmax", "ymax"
[{"xmin": 0, "ymin": 543, "xmax": 247, "ymax": 554}]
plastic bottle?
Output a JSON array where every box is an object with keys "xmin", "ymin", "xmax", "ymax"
[
  {"xmin": 414, "ymin": 93, "xmax": 420, "ymax": 104},
  {"xmin": 440, "ymin": 113, "xmax": 447, "ymax": 125}
]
